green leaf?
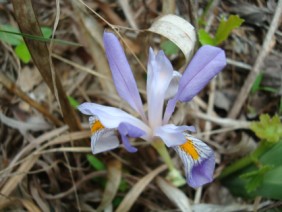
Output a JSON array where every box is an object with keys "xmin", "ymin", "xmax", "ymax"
[
  {"xmin": 251, "ymin": 73, "xmax": 263, "ymax": 94},
  {"xmin": 222, "ymin": 142, "xmax": 282, "ymax": 199},
  {"xmin": 87, "ymin": 154, "xmax": 106, "ymax": 170},
  {"xmin": 241, "ymin": 165, "xmax": 272, "ymax": 193},
  {"xmin": 41, "ymin": 27, "xmax": 52, "ymax": 39},
  {"xmin": 160, "ymin": 40, "xmax": 180, "ymax": 55},
  {"xmin": 15, "ymin": 42, "xmax": 31, "ymax": 63},
  {"xmin": 214, "ymin": 15, "xmax": 244, "ymax": 45},
  {"xmin": 250, "ymin": 114, "xmax": 282, "ymax": 143},
  {"xmin": 68, "ymin": 96, "xmax": 80, "ymax": 108},
  {"xmin": 0, "ymin": 25, "xmax": 22, "ymax": 45},
  {"xmin": 198, "ymin": 29, "xmax": 215, "ymax": 45}
]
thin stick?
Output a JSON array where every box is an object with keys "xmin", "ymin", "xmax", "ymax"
[
  {"xmin": 228, "ymin": 0, "xmax": 282, "ymax": 118},
  {"xmin": 0, "ymin": 73, "xmax": 63, "ymax": 126}
]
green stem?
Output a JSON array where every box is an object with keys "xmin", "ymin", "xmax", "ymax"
[
  {"xmin": 218, "ymin": 141, "xmax": 272, "ymax": 180},
  {"xmin": 151, "ymin": 139, "xmax": 174, "ymax": 171}
]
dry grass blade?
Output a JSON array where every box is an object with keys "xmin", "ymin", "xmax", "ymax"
[
  {"xmin": 0, "ymin": 155, "xmax": 39, "ymax": 198},
  {"xmin": 97, "ymin": 160, "xmax": 122, "ymax": 211},
  {"xmin": 71, "ymin": 0, "xmax": 115, "ymax": 93},
  {"xmin": 0, "ymin": 198, "xmax": 41, "ymax": 212},
  {"xmin": 116, "ymin": 165, "xmax": 167, "ymax": 212},
  {"xmin": 228, "ymin": 0, "xmax": 282, "ymax": 118},
  {"xmin": 156, "ymin": 177, "xmax": 192, "ymax": 212},
  {"xmin": 11, "ymin": 0, "xmax": 82, "ymax": 132}
]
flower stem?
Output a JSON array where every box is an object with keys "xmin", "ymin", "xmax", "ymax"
[
  {"xmin": 151, "ymin": 139, "xmax": 174, "ymax": 171},
  {"xmin": 151, "ymin": 138, "xmax": 186, "ymax": 186}
]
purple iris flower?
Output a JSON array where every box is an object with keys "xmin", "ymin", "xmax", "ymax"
[{"xmin": 78, "ymin": 32, "xmax": 226, "ymax": 188}]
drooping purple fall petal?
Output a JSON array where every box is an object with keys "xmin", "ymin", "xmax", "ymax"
[
  {"xmin": 173, "ymin": 135, "xmax": 215, "ymax": 188},
  {"xmin": 118, "ymin": 122, "xmax": 145, "ymax": 152},
  {"xmin": 89, "ymin": 116, "xmax": 119, "ymax": 154},
  {"xmin": 103, "ymin": 32, "xmax": 146, "ymax": 120}
]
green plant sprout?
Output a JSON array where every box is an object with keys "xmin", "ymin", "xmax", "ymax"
[
  {"xmin": 220, "ymin": 114, "xmax": 282, "ymax": 199},
  {"xmin": 198, "ymin": 15, "xmax": 244, "ymax": 46}
]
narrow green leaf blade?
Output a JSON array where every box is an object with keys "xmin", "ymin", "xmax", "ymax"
[
  {"xmin": 0, "ymin": 25, "xmax": 22, "ymax": 45},
  {"xmin": 67, "ymin": 96, "xmax": 80, "ymax": 108},
  {"xmin": 215, "ymin": 15, "xmax": 244, "ymax": 45}
]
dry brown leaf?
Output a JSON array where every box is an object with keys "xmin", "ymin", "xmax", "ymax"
[
  {"xmin": 156, "ymin": 177, "xmax": 192, "ymax": 212},
  {"xmin": 148, "ymin": 14, "xmax": 196, "ymax": 62},
  {"xmin": 116, "ymin": 165, "xmax": 166, "ymax": 212}
]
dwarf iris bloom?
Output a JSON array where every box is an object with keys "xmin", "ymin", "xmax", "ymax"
[{"xmin": 78, "ymin": 32, "xmax": 226, "ymax": 188}]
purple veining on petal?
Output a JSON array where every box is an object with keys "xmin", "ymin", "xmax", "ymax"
[
  {"xmin": 118, "ymin": 122, "xmax": 145, "ymax": 153},
  {"xmin": 188, "ymin": 152, "xmax": 215, "ymax": 188},
  {"xmin": 177, "ymin": 45, "xmax": 226, "ymax": 102},
  {"xmin": 103, "ymin": 32, "xmax": 146, "ymax": 120}
]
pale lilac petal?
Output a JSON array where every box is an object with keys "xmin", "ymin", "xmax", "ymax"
[
  {"xmin": 177, "ymin": 45, "xmax": 226, "ymax": 102},
  {"xmin": 173, "ymin": 135, "xmax": 215, "ymax": 188},
  {"xmin": 165, "ymin": 71, "xmax": 182, "ymax": 100},
  {"xmin": 147, "ymin": 48, "xmax": 174, "ymax": 128},
  {"xmin": 154, "ymin": 124, "xmax": 195, "ymax": 147},
  {"xmin": 78, "ymin": 102, "xmax": 150, "ymax": 134},
  {"xmin": 163, "ymin": 96, "xmax": 178, "ymax": 124},
  {"xmin": 103, "ymin": 32, "xmax": 146, "ymax": 120},
  {"xmin": 89, "ymin": 116, "xmax": 119, "ymax": 154},
  {"xmin": 118, "ymin": 122, "xmax": 145, "ymax": 153}
]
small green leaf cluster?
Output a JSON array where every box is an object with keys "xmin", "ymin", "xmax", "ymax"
[
  {"xmin": 250, "ymin": 114, "xmax": 282, "ymax": 143},
  {"xmin": 0, "ymin": 25, "xmax": 52, "ymax": 63},
  {"xmin": 222, "ymin": 115, "xmax": 282, "ymax": 199},
  {"xmin": 198, "ymin": 15, "xmax": 244, "ymax": 46}
]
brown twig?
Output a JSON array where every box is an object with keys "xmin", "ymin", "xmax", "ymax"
[
  {"xmin": 228, "ymin": 0, "xmax": 282, "ymax": 118},
  {"xmin": 0, "ymin": 73, "xmax": 63, "ymax": 126}
]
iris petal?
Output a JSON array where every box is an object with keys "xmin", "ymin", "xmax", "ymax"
[
  {"xmin": 118, "ymin": 122, "xmax": 145, "ymax": 153},
  {"xmin": 147, "ymin": 48, "xmax": 174, "ymax": 128},
  {"xmin": 163, "ymin": 45, "xmax": 226, "ymax": 123},
  {"xmin": 154, "ymin": 124, "xmax": 196, "ymax": 147},
  {"xmin": 78, "ymin": 102, "xmax": 150, "ymax": 134},
  {"xmin": 103, "ymin": 32, "xmax": 146, "ymax": 120},
  {"xmin": 165, "ymin": 71, "xmax": 182, "ymax": 100},
  {"xmin": 173, "ymin": 135, "xmax": 215, "ymax": 188},
  {"xmin": 89, "ymin": 116, "xmax": 119, "ymax": 154},
  {"xmin": 177, "ymin": 45, "xmax": 226, "ymax": 102}
]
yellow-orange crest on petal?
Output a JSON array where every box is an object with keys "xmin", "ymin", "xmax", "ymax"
[
  {"xmin": 180, "ymin": 139, "xmax": 199, "ymax": 160},
  {"xmin": 91, "ymin": 120, "xmax": 104, "ymax": 134}
]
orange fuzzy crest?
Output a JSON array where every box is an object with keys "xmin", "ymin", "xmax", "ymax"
[
  {"xmin": 180, "ymin": 139, "xmax": 199, "ymax": 160},
  {"xmin": 91, "ymin": 120, "xmax": 104, "ymax": 134}
]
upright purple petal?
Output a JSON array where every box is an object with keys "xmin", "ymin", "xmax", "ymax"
[
  {"xmin": 103, "ymin": 32, "xmax": 146, "ymax": 120},
  {"xmin": 147, "ymin": 48, "xmax": 174, "ymax": 128},
  {"xmin": 177, "ymin": 45, "xmax": 226, "ymax": 102},
  {"xmin": 163, "ymin": 46, "xmax": 226, "ymax": 124},
  {"xmin": 118, "ymin": 122, "xmax": 145, "ymax": 153}
]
